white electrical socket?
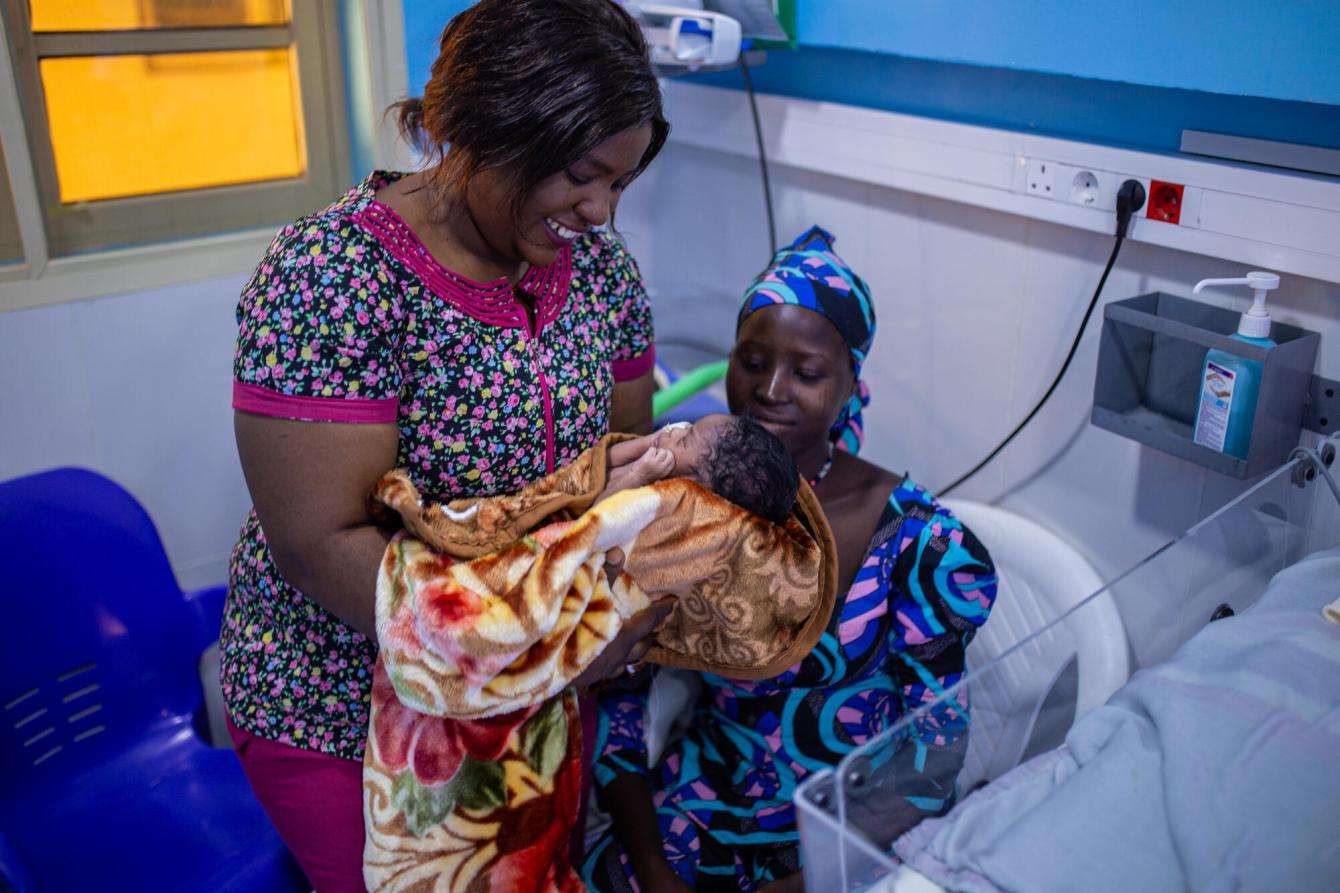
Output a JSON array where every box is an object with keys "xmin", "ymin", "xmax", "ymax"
[
  {"xmin": 1069, "ymin": 170, "xmax": 1100, "ymax": 206},
  {"xmin": 1043, "ymin": 161, "xmax": 1151, "ymax": 214},
  {"xmin": 1025, "ymin": 159, "xmax": 1055, "ymax": 198}
]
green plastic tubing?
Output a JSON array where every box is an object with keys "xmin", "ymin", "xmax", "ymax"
[{"xmin": 652, "ymin": 359, "xmax": 729, "ymax": 419}]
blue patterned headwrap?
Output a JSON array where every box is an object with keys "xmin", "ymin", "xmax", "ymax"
[{"xmin": 737, "ymin": 226, "xmax": 876, "ymax": 454}]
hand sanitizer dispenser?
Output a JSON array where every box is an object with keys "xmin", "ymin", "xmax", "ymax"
[{"xmin": 1191, "ymin": 271, "xmax": 1280, "ymax": 460}]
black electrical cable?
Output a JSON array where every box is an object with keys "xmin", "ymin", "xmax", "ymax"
[
  {"xmin": 740, "ymin": 53, "xmax": 777, "ymax": 256},
  {"xmin": 939, "ymin": 180, "xmax": 1146, "ymax": 497}
]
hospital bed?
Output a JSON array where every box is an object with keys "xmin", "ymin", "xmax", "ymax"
[{"xmin": 793, "ymin": 441, "xmax": 1340, "ymax": 892}]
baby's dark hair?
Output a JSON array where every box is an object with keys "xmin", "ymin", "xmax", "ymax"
[{"xmin": 703, "ymin": 417, "xmax": 799, "ymax": 525}]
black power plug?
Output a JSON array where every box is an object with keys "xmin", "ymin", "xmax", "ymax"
[
  {"xmin": 1115, "ymin": 179, "xmax": 1146, "ymax": 239},
  {"xmin": 940, "ymin": 178, "xmax": 1148, "ymax": 496}
]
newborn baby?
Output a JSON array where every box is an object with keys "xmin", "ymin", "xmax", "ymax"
[
  {"xmin": 607, "ymin": 413, "xmax": 799, "ymax": 524},
  {"xmin": 375, "ymin": 413, "xmax": 800, "ymax": 559},
  {"xmin": 368, "ymin": 412, "xmax": 824, "ymax": 707}
]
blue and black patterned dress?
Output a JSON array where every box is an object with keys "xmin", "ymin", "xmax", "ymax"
[{"xmin": 583, "ymin": 478, "xmax": 997, "ymax": 891}]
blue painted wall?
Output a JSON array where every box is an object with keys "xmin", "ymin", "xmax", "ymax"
[
  {"xmin": 797, "ymin": 1, "xmax": 1340, "ymax": 107},
  {"xmin": 693, "ymin": 49, "xmax": 1340, "ymax": 155},
  {"xmin": 400, "ymin": 1, "xmax": 1340, "ymax": 154},
  {"xmin": 403, "ymin": 1, "xmax": 471, "ymax": 98}
]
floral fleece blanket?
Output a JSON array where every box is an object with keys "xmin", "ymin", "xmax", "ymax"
[{"xmin": 362, "ymin": 434, "xmax": 838, "ymax": 892}]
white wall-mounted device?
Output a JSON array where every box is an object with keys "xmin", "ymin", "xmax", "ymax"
[{"xmin": 629, "ymin": 3, "xmax": 744, "ymax": 71}]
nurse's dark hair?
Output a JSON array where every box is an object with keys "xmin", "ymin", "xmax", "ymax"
[{"xmin": 396, "ymin": 0, "xmax": 668, "ymax": 215}]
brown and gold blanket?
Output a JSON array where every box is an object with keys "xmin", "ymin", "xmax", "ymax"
[{"xmin": 362, "ymin": 434, "xmax": 836, "ymax": 891}]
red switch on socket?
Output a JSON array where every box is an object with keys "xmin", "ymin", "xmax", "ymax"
[{"xmin": 1147, "ymin": 180, "xmax": 1184, "ymax": 224}]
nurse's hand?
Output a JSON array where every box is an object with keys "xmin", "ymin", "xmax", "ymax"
[
  {"xmin": 598, "ymin": 435, "xmax": 675, "ymax": 503},
  {"xmin": 572, "ymin": 594, "xmax": 674, "ymax": 689}
]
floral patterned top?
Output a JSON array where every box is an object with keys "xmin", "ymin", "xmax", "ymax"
[{"xmin": 220, "ymin": 172, "xmax": 655, "ymax": 760}]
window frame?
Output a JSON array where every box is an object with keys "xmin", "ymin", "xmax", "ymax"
[
  {"xmin": 0, "ymin": 0, "xmax": 350, "ymax": 257},
  {"xmin": 0, "ymin": 0, "xmax": 411, "ymax": 315},
  {"xmin": 0, "ymin": 139, "xmax": 21, "ymax": 263}
]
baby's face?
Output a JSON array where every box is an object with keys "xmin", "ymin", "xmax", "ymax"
[{"xmin": 650, "ymin": 414, "xmax": 733, "ymax": 486}]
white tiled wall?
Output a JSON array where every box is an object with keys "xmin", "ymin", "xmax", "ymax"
[
  {"xmin": 0, "ymin": 275, "xmax": 250, "ymax": 592},
  {"xmin": 615, "ymin": 140, "xmax": 1340, "ymax": 649}
]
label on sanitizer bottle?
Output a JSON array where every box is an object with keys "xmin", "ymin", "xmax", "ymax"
[{"xmin": 1194, "ymin": 361, "xmax": 1235, "ymax": 452}]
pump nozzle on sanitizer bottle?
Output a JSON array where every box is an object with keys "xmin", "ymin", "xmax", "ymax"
[
  {"xmin": 1193, "ymin": 270, "xmax": 1280, "ymax": 339},
  {"xmin": 1191, "ymin": 271, "xmax": 1281, "ymax": 460}
]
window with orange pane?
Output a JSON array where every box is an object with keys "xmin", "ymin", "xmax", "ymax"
[
  {"xmin": 31, "ymin": 1, "xmax": 305, "ymax": 203},
  {"xmin": 29, "ymin": 0, "xmax": 291, "ymax": 31},
  {"xmin": 2, "ymin": 0, "xmax": 345, "ymax": 255}
]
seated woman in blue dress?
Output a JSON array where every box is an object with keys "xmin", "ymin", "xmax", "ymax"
[{"xmin": 583, "ymin": 226, "xmax": 999, "ymax": 892}]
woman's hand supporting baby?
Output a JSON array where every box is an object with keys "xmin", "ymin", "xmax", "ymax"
[
  {"xmin": 572, "ymin": 433, "xmax": 679, "ymax": 688},
  {"xmin": 572, "ymin": 594, "xmax": 675, "ymax": 689},
  {"xmin": 585, "ymin": 430, "xmax": 690, "ymax": 883}
]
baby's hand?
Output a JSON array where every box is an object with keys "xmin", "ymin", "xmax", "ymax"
[
  {"xmin": 605, "ymin": 432, "xmax": 658, "ymax": 468},
  {"xmin": 598, "ymin": 439, "xmax": 675, "ymax": 503}
]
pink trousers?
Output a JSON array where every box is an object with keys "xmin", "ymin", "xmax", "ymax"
[
  {"xmin": 227, "ymin": 699, "xmax": 597, "ymax": 892},
  {"xmin": 227, "ymin": 718, "xmax": 366, "ymax": 892}
]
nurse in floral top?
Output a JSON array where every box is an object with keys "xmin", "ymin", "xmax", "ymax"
[{"xmin": 220, "ymin": 1, "xmax": 674, "ymax": 889}]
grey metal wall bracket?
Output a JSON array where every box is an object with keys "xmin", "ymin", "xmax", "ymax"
[
  {"xmin": 1304, "ymin": 374, "xmax": 1340, "ymax": 436},
  {"xmin": 1091, "ymin": 292, "xmax": 1321, "ymax": 479}
]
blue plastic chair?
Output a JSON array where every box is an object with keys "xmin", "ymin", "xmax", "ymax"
[{"xmin": 0, "ymin": 468, "xmax": 306, "ymax": 893}]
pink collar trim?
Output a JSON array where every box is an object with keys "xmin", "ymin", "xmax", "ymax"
[{"xmin": 351, "ymin": 199, "xmax": 573, "ymax": 332}]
